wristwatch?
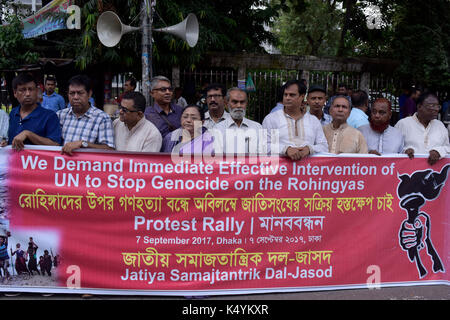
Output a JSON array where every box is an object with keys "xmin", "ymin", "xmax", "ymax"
[{"xmin": 81, "ymin": 140, "xmax": 89, "ymax": 148}]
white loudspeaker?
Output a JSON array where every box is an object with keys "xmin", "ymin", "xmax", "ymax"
[{"xmin": 97, "ymin": 11, "xmax": 199, "ymax": 48}]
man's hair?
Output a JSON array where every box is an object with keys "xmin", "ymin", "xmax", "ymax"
[
  {"xmin": 150, "ymin": 76, "xmax": 171, "ymax": 91},
  {"xmin": 183, "ymin": 104, "xmax": 205, "ymax": 121},
  {"xmin": 45, "ymin": 76, "xmax": 56, "ymax": 84},
  {"xmin": 338, "ymin": 83, "xmax": 347, "ymax": 89},
  {"xmin": 373, "ymin": 98, "xmax": 392, "ymax": 111},
  {"xmin": 206, "ymin": 83, "xmax": 226, "ymax": 96},
  {"xmin": 276, "ymin": 84, "xmax": 285, "ymax": 102},
  {"xmin": 416, "ymin": 92, "xmax": 438, "ymax": 106},
  {"xmin": 351, "ymin": 90, "xmax": 368, "ymax": 108},
  {"xmin": 225, "ymin": 87, "xmax": 247, "ymax": 101},
  {"xmin": 331, "ymin": 95, "xmax": 352, "ymax": 108},
  {"xmin": 68, "ymin": 74, "xmax": 92, "ymax": 92},
  {"xmin": 307, "ymin": 84, "xmax": 327, "ymax": 95},
  {"xmin": 12, "ymin": 73, "xmax": 38, "ymax": 90},
  {"xmin": 283, "ymin": 79, "xmax": 307, "ymax": 96},
  {"xmin": 126, "ymin": 77, "xmax": 137, "ymax": 88},
  {"xmin": 122, "ymin": 91, "xmax": 147, "ymax": 112}
]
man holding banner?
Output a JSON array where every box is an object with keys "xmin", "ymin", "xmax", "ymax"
[
  {"xmin": 8, "ymin": 73, "xmax": 61, "ymax": 151},
  {"xmin": 58, "ymin": 75, "xmax": 115, "ymax": 155}
]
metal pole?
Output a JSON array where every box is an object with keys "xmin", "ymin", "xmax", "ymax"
[{"xmin": 141, "ymin": 0, "xmax": 153, "ymax": 104}]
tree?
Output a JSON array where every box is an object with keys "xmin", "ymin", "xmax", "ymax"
[
  {"xmin": 49, "ymin": 0, "xmax": 281, "ymax": 72},
  {"xmin": 0, "ymin": 2, "xmax": 39, "ymax": 71},
  {"xmin": 274, "ymin": 0, "xmax": 342, "ymax": 56}
]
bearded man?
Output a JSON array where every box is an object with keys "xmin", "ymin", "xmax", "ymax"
[
  {"xmin": 358, "ymin": 98, "xmax": 404, "ymax": 155},
  {"xmin": 213, "ymin": 87, "xmax": 263, "ymax": 154}
]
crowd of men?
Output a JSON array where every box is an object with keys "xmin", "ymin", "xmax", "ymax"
[{"xmin": 0, "ymin": 73, "xmax": 449, "ymax": 166}]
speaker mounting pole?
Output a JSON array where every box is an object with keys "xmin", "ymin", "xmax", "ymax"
[{"xmin": 141, "ymin": 0, "xmax": 154, "ymax": 103}]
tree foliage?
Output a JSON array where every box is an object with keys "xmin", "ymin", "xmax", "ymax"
[
  {"xmin": 274, "ymin": 0, "xmax": 450, "ymax": 92},
  {"xmin": 0, "ymin": 3, "xmax": 39, "ymax": 70},
  {"xmin": 50, "ymin": 0, "xmax": 281, "ymax": 73}
]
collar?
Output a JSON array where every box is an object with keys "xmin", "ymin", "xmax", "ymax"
[
  {"xmin": 15, "ymin": 103, "xmax": 42, "ymax": 120},
  {"xmin": 205, "ymin": 110, "xmax": 229, "ymax": 121},
  {"xmin": 68, "ymin": 104, "xmax": 94, "ymax": 118},
  {"xmin": 329, "ymin": 122, "xmax": 348, "ymax": 131},
  {"xmin": 43, "ymin": 92, "xmax": 57, "ymax": 98},
  {"xmin": 153, "ymin": 102, "xmax": 174, "ymax": 115},
  {"xmin": 225, "ymin": 116, "xmax": 249, "ymax": 128}
]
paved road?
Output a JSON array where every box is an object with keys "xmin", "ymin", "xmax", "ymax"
[{"xmin": 2, "ymin": 284, "xmax": 448, "ymax": 300}]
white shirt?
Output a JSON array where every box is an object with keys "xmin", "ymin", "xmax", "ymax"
[
  {"xmin": 113, "ymin": 117, "xmax": 162, "ymax": 152},
  {"xmin": 394, "ymin": 113, "xmax": 449, "ymax": 158},
  {"xmin": 175, "ymin": 97, "xmax": 188, "ymax": 108},
  {"xmin": 262, "ymin": 109, "xmax": 328, "ymax": 155},
  {"xmin": 213, "ymin": 117, "xmax": 264, "ymax": 154},
  {"xmin": 204, "ymin": 110, "xmax": 231, "ymax": 130}
]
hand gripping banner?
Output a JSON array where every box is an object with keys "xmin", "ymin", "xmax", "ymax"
[{"xmin": 0, "ymin": 147, "xmax": 448, "ymax": 295}]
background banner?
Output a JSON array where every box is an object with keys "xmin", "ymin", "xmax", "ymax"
[
  {"xmin": 22, "ymin": 0, "xmax": 72, "ymax": 39},
  {"xmin": 0, "ymin": 147, "xmax": 448, "ymax": 295}
]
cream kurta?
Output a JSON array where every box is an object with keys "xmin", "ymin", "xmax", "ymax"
[
  {"xmin": 323, "ymin": 123, "xmax": 368, "ymax": 154},
  {"xmin": 113, "ymin": 117, "xmax": 162, "ymax": 152}
]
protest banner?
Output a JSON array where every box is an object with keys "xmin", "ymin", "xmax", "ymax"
[
  {"xmin": 0, "ymin": 147, "xmax": 448, "ymax": 295},
  {"xmin": 21, "ymin": 0, "xmax": 73, "ymax": 39}
]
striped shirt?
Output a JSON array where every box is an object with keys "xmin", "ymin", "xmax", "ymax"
[{"xmin": 57, "ymin": 106, "xmax": 115, "ymax": 148}]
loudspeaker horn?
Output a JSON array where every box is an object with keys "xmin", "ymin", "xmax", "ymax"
[
  {"xmin": 154, "ymin": 13, "xmax": 199, "ymax": 47},
  {"xmin": 97, "ymin": 11, "xmax": 141, "ymax": 47},
  {"xmin": 97, "ymin": 11, "xmax": 199, "ymax": 48}
]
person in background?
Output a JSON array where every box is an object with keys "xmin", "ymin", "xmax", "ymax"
[
  {"xmin": 306, "ymin": 85, "xmax": 331, "ymax": 126},
  {"xmin": 203, "ymin": 83, "xmax": 230, "ymax": 130},
  {"xmin": 400, "ymin": 87, "xmax": 421, "ymax": 119},
  {"xmin": 144, "ymin": 76, "xmax": 183, "ymax": 138},
  {"xmin": 347, "ymin": 89, "xmax": 369, "ymax": 129},
  {"xmin": 117, "ymin": 77, "xmax": 136, "ymax": 104},
  {"xmin": 174, "ymin": 87, "xmax": 188, "ymax": 108},
  {"xmin": 0, "ymin": 109, "xmax": 8, "ymax": 147},
  {"xmin": 42, "ymin": 76, "xmax": 66, "ymax": 112}
]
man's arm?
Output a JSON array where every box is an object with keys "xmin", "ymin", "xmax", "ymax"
[
  {"xmin": 12, "ymin": 130, "xmax": 59, "ymax": 151},
  {"xmin": 61, "ymin": 140, "xmax": 114, "ymax": 156}
]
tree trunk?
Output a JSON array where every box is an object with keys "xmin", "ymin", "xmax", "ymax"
[{"xmin": 337, "ymin": 0, "xmax": 356, "ymax": 57}]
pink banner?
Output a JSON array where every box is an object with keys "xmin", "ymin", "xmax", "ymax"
[{"xmin": 0, "ymin": 148, "xmax": 448, "ymax": 295}]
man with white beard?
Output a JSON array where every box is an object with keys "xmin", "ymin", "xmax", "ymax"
[{"xmin": 213, "ymin": 88, "xmax": 264, "ymax": 155}]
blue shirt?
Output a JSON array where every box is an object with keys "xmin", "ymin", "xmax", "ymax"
[
  {"xmin": 8, "ymin": 104, "xmax": 62, "ymax": 145},
  {"xmin": 347, "ymin": 108, "xmax": 369, "ymax": 129},
  {"xmin": 144, "ymin": 103, "xmax": 183, "ymax": 138},
  {"xmin": 42, "ymin": 92, "xmax": 66, "ymax": 112}
]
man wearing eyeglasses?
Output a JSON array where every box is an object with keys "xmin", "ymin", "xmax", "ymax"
[
  {"xmin": 395, "ymin": 92, "xmax": 449, "ymax": 165},
  {"xmin": 144, "ymin": 76, "xmax": 183, "ymax": 139},
  {"xmin": 57, "ymin": 75, "xmax": 115, "ymax": 155},
  {"xmin": 203, "ymin": 83, "xmax": 231, "ymax": 130},
  {"xmin": 113, "ymin": 91, "xmax": 162, "ymax": 152}
]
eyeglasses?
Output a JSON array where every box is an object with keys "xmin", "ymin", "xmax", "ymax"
[
  {"xmin": 152, "ymin": 87, "xmax": 174, "ymax": 93},
  {"xmin": 119, "ymin": 105, "xmax": 139, "ymax": 113},
  {"xmin": 423, "ymin": 104, "xmax": 441, "ymax": 111},
  {"xmin": 206, "ymin": 94, "xmax": 223, "ymax": 100}
]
